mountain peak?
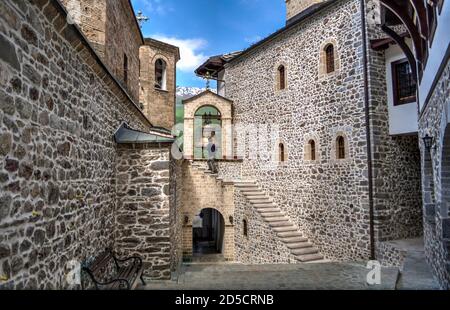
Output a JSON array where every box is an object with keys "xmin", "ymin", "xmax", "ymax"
[{"xmin": 176, "ymin": 86, "xmax": 216, "ymax": 99}]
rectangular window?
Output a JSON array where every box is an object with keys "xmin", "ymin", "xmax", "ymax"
[
  {"xmin": 392, "ymin": 59, "xmax": 416, "ymax": 106},
  {"xmin": 123, "ymin": 54, "xmax": 128, "ymax": 86}
]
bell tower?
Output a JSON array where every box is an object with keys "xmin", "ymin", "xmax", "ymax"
[{"xmin": 285, "ymin": 0, "xmax": 326, "ymax": 22}]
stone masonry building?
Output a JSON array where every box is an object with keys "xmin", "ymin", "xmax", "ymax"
[
  {"xmin": 0, "ymin": 0, "xmax": 449, "ymax": 290},
  {"xmin": 193, "ymin": 0, "xmax": 422, "ymax": 264},
  {"xmin": 0, "ymin": 0, "xmax": 179, "ymax": 288}
]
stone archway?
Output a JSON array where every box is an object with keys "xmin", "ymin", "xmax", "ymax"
[
  {"xmin": 182, "ymin": 90, "xmax": 233, "ymax": 159},
  {"xmin": 193, "ymin": 106, "xmax": 222, "ymax": 159},
  {"xmin": 181, "ymin": 198, "xmax": 235, "ymax": 262},
  {"xmin": 192, "ymin": 208, "xmax": 225, "ymax": 258}
]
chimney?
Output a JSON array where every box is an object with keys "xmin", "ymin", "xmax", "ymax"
[{"xmin": 285, "ymin": 0, "xmax": 325, "ymax": 22}]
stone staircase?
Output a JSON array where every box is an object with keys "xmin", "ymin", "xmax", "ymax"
[
  {"xmin": 234, "ymin": 180, "xmax": 324, "ymax": 263},
  {"xmin": 188, "ymin": 162, "xmax": 324, "ymax": 263}
]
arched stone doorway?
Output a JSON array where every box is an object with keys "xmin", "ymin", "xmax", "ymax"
[
  {"xmin": 192, "ymin": 208, "xmax": 225, "ymax": 258},
  {"xmin": 193, "ymin": 106, "xmax": 222, "ymax": 159},
  {"xmin": 182, "ymin": 90, "xmax": 234, "ymax": 159}
]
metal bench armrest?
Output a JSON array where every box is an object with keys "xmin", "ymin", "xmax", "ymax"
[
  {"xmin": 82, "ymin": 267, "xmax": 131, "ymax": 290},
  {"xmin": 112, "ymin": 253, "xmax": 143, "ymax": 269}
]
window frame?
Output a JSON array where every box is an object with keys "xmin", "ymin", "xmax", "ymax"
[
  {"xmin": 155, "ymin": 58, "xmax": 167, "ymax": 91},
  {"xmin": 391, "ymin": 58, "xmax": 417, "ymax": 106},
  {"xmin": 243, "ymin": 219, "xmax": 248, "ymax": 237},
  {"xmin": 325, "ymin": 44, "xmax": 335, "ymax": 74},
  {"xmin": 279, "ymin": 143, "xmax": 286, "ymax": 163},
  {"xmin": 278, "ymin": 65, "xmax": 286, "ymax": 90},
  {"xmin": 309, "ymin": 140, "xmax": 316, "ymax": 161},
  {"xmin": 336, "ymin": 136, "xmax": 346, "ymax": 160},
  {"xmin": 123, "ymin": 53, "xmax": 128, "ymax": 86}
]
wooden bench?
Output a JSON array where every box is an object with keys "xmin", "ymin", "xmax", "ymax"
[{"xmin": 82, "ymin": 249, "xmax": 146, "ymax": 290}]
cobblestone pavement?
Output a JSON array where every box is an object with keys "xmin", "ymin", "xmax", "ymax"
[{"xmin": 139, "ymin": 262, "xmax": 401, "ymax": 290}]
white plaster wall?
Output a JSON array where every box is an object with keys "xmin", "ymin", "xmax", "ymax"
[
  {"xmin": 419, "ymin": 2, "xmax": 450, "ymax": 110},
  {"xmin": 385, "ymin": 38, "xmax": 418, "ymax": 135},
  {"xmin": 217, "ymin": 70, "xmax": 226, "ymax": 97}
]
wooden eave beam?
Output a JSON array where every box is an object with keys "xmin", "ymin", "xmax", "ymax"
[
  {"xmin": 381, "ymin": 24, "xmax": 418, "ymax": 82},
  {"xmin": 379, "ymin": 0, "xmax": 424, "ymax": 64}
]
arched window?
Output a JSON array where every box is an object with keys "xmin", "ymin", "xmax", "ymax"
[
  {"xmin": 155, "ymin": 59, "xmax": 167, "ymax": 90},
  {"xmin": 336, "ymin": 136, "xmax": 346, "ymax": 159},
  {"xmin": 309, "ymin": 140, "xmax": 316, "ymax": 161},
  {"xmin": 279, "ymin": 143, "xmax": 285, "ymax": 162},
  {"xmin": 325, "ymin": 44, "xmax": 335, "ymax": 74},
  {"xmin": 243, "ymin": 219, "xmax": 248, "ymax": 237},
  {"xmin": 194, "ymin": 106, "xmax": 222, "ymax": 159},
  {"xmin": 278, "ymin": 65, "xmax": 286, "ymax": 90},
  {"xmin": 123, "ymin": 54, "xmax": 128, "ymax": 86}
]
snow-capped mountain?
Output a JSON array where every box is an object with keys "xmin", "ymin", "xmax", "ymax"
[{"xmin": 176, "ymin": 86, "xmax": 216, "ymax": 100}]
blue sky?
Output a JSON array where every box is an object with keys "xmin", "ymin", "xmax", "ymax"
[{"xmin": 131, "ymin": 0, "xmax": 286, "ymax": 88}]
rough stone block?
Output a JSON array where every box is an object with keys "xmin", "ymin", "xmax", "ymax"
[{"xmin": 0, "ymin": 33, "xmax": 20, "ymax": 71}]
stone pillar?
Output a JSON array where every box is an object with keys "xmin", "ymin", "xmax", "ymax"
[
  {"xmin": 222, "ymin": 118, "xmax": 233, "ymax": 159},
  {"xmin": 183, "ymin": 117, "xmax": 194, "ymax": 159},
  {"xmin": 182, "ymin": 225, "xmax": 193, "ymax": 257},
  {"xmin": 222, "ymin": 183, "xmax": 235, "ymax": 260}
]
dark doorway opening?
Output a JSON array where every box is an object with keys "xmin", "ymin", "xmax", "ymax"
[{"xmin": 192, "ymin": 208, "xmax": 225, "ymax": 259}]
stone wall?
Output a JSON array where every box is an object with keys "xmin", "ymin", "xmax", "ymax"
[
  {"xmin": 140, "ymin": 39, "xmax": 178, "ymax": 129},
  {"xmin": 234, "ymin": 189, "xmax": 296, "ymax": 264},
  {"xmin": 285, "ymin": 0, "xmax": 325, "ymax": 21},
  {"xmin": 0, "ymin": 0, "xmax": 150, "ymax": 289},
  {"xmin": 365, "ymin": 20, "xmax": 423, "ymax": 243},
  {"xmin": 181, "ymin": 162, "xmax": 235, "ymax": 260},
  {"xmin": 115, "ymin": 144, "xmax": 172, "ymax": 280},
  {"xmin": 60, "ymin": 0, "xmax": 142, "ymax": 102},
  {"xmin": 169, "ymin": 158, "xmax": 183, "ymax": 273},
  {"xmin": 105, "ymin": 0, "xmax": 142, "ymax": 101},
  {"xmin": 222, "ymin": 0, "xmax": 422, "ymax": 262},
  {"xmin": 418, "ymin": 58, "xmax": 450, "ymax": 289},
  {"xmin": 224, "ymin": 0, "xmax": 372, "ymax": 261}
]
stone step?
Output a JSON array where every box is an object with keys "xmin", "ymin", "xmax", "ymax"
[
  {"xmin": 277, "ymin": 231, "xmax": 303, "ymax": 238},
  {"xmin": 254, "ymin": 203, "xmax": 276, "ymax": 208},
  {"xmin": 269, "ymin": 221, "xmax": 292, "ymax": 227},
  {"xmin": 272, "ymin": 226, "xmax": 297, "ymax": 233},
  {"xmin": 295, "ymin": 253, "xmax": 324, "ymax": 262},
  {"xmin": 242, "ymin": 191, "xmax": 265, "ymax": 196},
  {"xmin": 286, "ymin": 242, "xmax": 313, "ymax": 249},
  {"xmin": 264, "ymin": 217, "xmax": 289, "ymax": 223},
  {"xmin": 290, "ymin": 247, "xmax": 319, "ymax": 256},
  {"xmin": 238, "ymin": 188, "xmax": 261, "ymax": 193},
  {"xmin": 234, "ymin": 182, "xmax": 257, "ymax": 187},
  {"xmin": 280, "ymin": 236, "xmax": 308, "ymax": 243},
  {"xmin": 256, "ymin": 208, "xmax": 281, "ymax": 213},
  {"xmin": 249, "ymin": 199, "xmax": 273, "ymax": 205},
  {"xmin": 246, "ymin": 196, "xmax": 270, "ymax": 200},
  {"xmin": 261, "ymin": 212, "xmax": 285, "ymax": 218},
  {"xmin": 249, "ymin": 200, "xmax": 273, "ymax": 205}
]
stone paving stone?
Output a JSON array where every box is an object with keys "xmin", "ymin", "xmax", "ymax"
[{"xmin": 139, "ymin": 262, "xmax": 400, "ymax": 290}]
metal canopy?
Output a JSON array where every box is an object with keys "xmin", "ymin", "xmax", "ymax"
[{"xmin": 114, "ymin": 123, "xmax": 175, "ymax": 144}]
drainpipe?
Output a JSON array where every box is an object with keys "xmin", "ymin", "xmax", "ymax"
[{"xmin": 360, "ymin": 0, "xmax": 376, "ymax": 260}]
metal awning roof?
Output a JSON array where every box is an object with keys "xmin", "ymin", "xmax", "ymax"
[{"xmin": 114, "ymin": 123, "xmax": 175, "ymax": 144}]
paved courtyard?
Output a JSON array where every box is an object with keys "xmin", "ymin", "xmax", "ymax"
[{"xmin": 140, "ymin": 262, "xmax": 401, "ymax": 290}]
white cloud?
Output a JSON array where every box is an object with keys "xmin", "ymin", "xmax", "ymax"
[
  {"xmin": 152, "ymin": 35, "xmax": 209, "ymax": 73},
  {"xmin": 133, "ymin": 0, "xmax": 172, "ymax": 16}
]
